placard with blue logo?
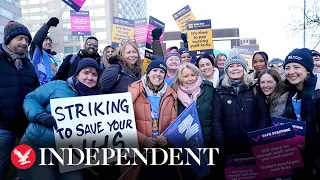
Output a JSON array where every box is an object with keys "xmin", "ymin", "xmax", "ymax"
[
  {"xmin": 248, "ymin": 124, "xmax": 304, "ymax": 179},
  {"xmin": 271, "ymin": 117, "xmax": 306, "ymax": 149}
]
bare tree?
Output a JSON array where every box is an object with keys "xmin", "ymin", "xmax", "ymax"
[{"xmin": 290, "ymin": 0, "xmax": 320, "ymax": 44}]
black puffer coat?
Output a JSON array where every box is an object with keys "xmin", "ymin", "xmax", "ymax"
[
  {"xmin": 212, "ymin": 84, "xmax": 270, "ymax": 155},
  {"xmin": 0, "ymin": 44, "xmax": 40, "ymax": 138}
]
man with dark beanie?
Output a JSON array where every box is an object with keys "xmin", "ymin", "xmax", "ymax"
[
  {"xmin": 0, "ymin": 21, "xmax": 39, "ymax": 179},
  {"xmin": 30, "ymin": 17, "xmax": 60, "ymax": 84},
  {"xmin": 52, "ymin": 36, "xmax": 101, "ymax": 81}
]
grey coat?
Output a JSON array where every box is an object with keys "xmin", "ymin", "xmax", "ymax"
[{"xmin": 270, "ymin": 92, "xmax": 289, "ymax": 118}]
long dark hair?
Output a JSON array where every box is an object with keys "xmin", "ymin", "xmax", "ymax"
[{"xmin": 258, "ymin": 68, "xmax": 286, "ymax": 101}]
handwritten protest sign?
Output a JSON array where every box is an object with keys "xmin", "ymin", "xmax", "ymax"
[
  {"xmin": 173, "ymin": 5, "xmax": 196, "ymax": 33},
  {"xmin": 146, "ymin": 16, "xmax": 165, "ymax": 50},
  {"xmin": 272, "ymin": 117, "xmax": 306, "ymax": 149},
  {"xmin": 233, "ymin": 46, "xmax": 255, "ymax": 69},
  {"xmin": 50, "ymin": 93, "xmax": 139, "ymax": 173},
  {"xmin": 225, "ymin": 153, "xmax": 259, "ymax": 180},
  {"xmin": 187, "ymin": 20, "xmax": 213, "ymax": 57},
  {"xmin": 62, "ymin": 0, "xmax": 86, "ymax": 12},
  {"xmin": 70, "ymin": 10, "xmax": 91, "ymax": 36},
  {"xmin": 112, "ymin": 17, "xmax": 135, "ymax": 48},
  {"xmin": 134, "ymin": 18, "xmax": 148, "ymax": 48},
  {"xmin": 248, "ymin": 124, "xmax": 304, "ymax": 179},
  {"xmin": 142, "ymin": 49, "xmax": 152, "ymax": 75}
]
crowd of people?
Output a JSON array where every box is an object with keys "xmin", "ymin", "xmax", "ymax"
[{"xmin": 0, "ymin": 17, "xmax": 319, "ymax": 180}]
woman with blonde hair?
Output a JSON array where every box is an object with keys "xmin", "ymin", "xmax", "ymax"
[
  {"xmin": 214, "ymin": 53, "xmax": 227, "ymax": 78},
  {"xmin": 212, "ymin": 49, "xmax": 270, "ymax": 156},
  {"xmin": 100, "ymin": 41, "xmax": 142, "ymax": 93}
]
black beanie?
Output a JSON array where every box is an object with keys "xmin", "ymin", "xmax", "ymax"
[
  {"xmin": 4, "ymin": 21, "xmax": 32, "ymax": 45},
  {"xmin": 146, "ymin": 59, "xmax": 167, "ymax": 75},
  {"xmin": 74, "ymin": 58, "xmax": 101, "ymax": 77},
  {"xmin": 284, "ymin": 48, "xmax": 314, "ymax": 72}
]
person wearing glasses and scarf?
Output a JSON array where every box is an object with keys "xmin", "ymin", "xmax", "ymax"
[
  {"xmin": 52, "ymin": 36, "xmax": 101, "ymax": 81},
  {"xmin": 268, "ymin": 58, "xmax": 285, "ymax": 80}
]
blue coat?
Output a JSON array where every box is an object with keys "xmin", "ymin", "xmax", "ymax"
[{"xmin": 23, "ymin": 79, "xmax": 77, "ymax": 147}]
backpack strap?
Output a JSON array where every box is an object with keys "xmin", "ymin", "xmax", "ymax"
[{"xmin": 69, "ymin": 54, "xmax": 77, "ymax": 65}]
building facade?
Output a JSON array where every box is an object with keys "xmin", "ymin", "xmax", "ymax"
[
  {"xmin": 20, "ymin": 0, "xmax": 147, "ymax": 55},
  {"xmin": 0, "ymin": 0, "xmax": 21, "ymax": 41}
]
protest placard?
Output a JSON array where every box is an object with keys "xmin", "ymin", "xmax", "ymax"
[
  {"xmin": 70, "ymin": 10, "xmax": 91, "ymax": 36},
  {"xmin": 272, "ymin": 117, "xmax": 306, "ymax": 149},
  {"xmin": 173, "ymin": 5, "xmax": 196, "ymax": 33},
  {"xmin": 112, "ymin": 17, "xmax": 135, "ymax": 48},
  {"xmin": 233, "ymin": 46, "xmax": 255, "ymax": 69},
  {"xmin": 62, "ymin": 0, "xmax": 86, "ymax": 12},
  {"xmin": 50, "ymin": 93, "xmax": 139, "ymax": 173},
  {"xmin": 141, "ymin": 49, "xmax": 152, "ymax": 75},
  {"xmin": 248, "ymin": 124, "xmax": 304, "ymax": 179},
  {"xmin": 225, "ymin": 153, "xmax": 259, "ymax": 180},
  {"xmin": 146, "ymin": 16, "xmax": 165, "ymax": 50},
  {"xmin": 134, "ymin": 18, "xmax": 148, "ymax": 48},
  {"xmin": 187, "ymin": 20, "xmax": 213, "ymax": 57}
]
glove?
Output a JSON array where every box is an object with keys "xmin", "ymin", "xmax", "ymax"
[
  {"xmin": 181, "ymin": 33, "xmax": 188, "ymax": 43},
  {"xmin": 152, "ymin": 28, "xmax": 162, "ymax": 41},
  {"xmin": 46, "ymin": 17, "xmax": 59, "ymax": 27},
  {"xmin": 38, "ymin": 113, "xmax": 58, "ymax": 129}
]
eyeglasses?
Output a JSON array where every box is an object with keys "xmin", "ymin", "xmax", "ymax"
[
  {"xmin": 269, "ymin": 63, "xmax": 283, "ymax": 68},
  {"xmin": 121, "ymin": 39, "xmax": 136, "ymax": 44},
  {"xmin": 85, "ymin": 42, "xmax": 98, "ymax": 48}
]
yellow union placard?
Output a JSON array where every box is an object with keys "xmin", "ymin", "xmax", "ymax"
[
  {"xmin": 187, "ymin": 20, "xmax": 213, "ymax": 57},
  {"xmin": 173, "ymin": 5, "xmax": 196, "ymax": 33},
  {"xmin": 142, "ymin": 49, "xmax": 152, "ymax": 75},
  {"xmin": 111, "ymin": 17, "xmax": 135, "ymax": 47}
]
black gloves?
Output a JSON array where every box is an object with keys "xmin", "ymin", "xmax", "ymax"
[
  {"xmin": 46, "ymin": 17, "xmax": 59, "ymax": 27},
  {"xmin": 152, "ymin": 28, "xmax": 163, "ymax": 41},
  {"xmin": 181, "ymin": 33, "xmax": 188, "ymax": 43},
  {"xmin": 38, "ymin": 113, "xmax": 57, "ymax": 129}
]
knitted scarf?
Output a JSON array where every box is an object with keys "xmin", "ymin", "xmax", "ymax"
[
  {"xmin": 72, "ymin": 77, "xmax": 101, "ymax": 96},
  {"xmin": 177, "ymin": 77, "xmax": 202, "ymax": 107},
  {"xmin": 2, "ymin": 43, "xmax": 25, "ymax": 71},
  {"xmin": 285, "ymin": 74, "xmax": 317, "ymax": 138}
]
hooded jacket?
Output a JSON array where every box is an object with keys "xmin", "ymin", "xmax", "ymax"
[
  {"xmin": 121, "ymin": 80, "xmax": 177, "ymax": 180},
  {"xmin": 0, "ymin": 44, "xmax": 40, "ymax": 138},
  {"xmin": 23, "ymin": 79, "xmax": 77, "ymax": 147}
]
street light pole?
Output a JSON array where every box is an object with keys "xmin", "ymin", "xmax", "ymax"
[{"xmin": 303, "ymin": 0, "xmax": 306, "ymax": 48}]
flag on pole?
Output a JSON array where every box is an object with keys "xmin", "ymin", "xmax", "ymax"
[
  {"xmin": 162, "ymin": 101, "xmax": 210, "ymax": 178},
  {"xmin": 31, "ymin": 46, "xmax": 48, "ymax": 85}
]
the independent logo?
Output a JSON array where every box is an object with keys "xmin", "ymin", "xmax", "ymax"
[{"xmin": 11, "ymin": 144, "xmax": 36, "ymax": 169}]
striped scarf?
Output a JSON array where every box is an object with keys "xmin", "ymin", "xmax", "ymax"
[{"xmin": 285, "ymin": 74, "xmax": 317, "ymax": 138}]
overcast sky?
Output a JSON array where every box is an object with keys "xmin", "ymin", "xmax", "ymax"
[{"xmin": 146, "ymin": 0, "xmax": 319, "ymax": 59}]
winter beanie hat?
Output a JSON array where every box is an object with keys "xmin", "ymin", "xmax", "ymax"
[
  {"xmin": 164, "ymin": 51, "xmax": 181, "ymax": 62},
  {"xmin": 224, "ymin": 49, "xmax": 248, "ymax": 72},
  {"xmin": 284, "ymin": 48, "xmax": 314, "ymax": 72},
  {"xmin": 74, "ymin": 58, "xmax": 101, "ymax": 76},
  {"xmin": 4, "ymin": 21, "xmax": 32, "ymax": 45},
  {"xmin": 146, "ymin": 59, "xmax": 167, "ymax": 75}
]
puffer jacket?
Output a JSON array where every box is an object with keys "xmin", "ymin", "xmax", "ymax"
[
  {"xmin": 270, "ymin": 91, "xmax": 289, "ymax": 118},
  {"xmin": 100, "ymin": 57, "xmax": 141, "ymax": 94},
  {"xmin": 178, "ymin": 80, "xmax": 214, "ymax": 147},
  {"xmin": 212, "ymin": 84, "xmax": 271, "ymax": 155},
  {"xmin": 0, "ymin": 44, "xmax": 40, "ymax": 138},
  {"xmin": 23, "ymin": 79, "xmax": 77, "ymax": 147},
  {"xmin": 121, "ymin": 80, "xmax": 177, "ymax": 180}
]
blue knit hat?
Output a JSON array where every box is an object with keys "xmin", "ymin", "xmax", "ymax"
[
  {"xmin": 164, "ymin": 51, "xmax": 181, "ymax": 62},
  {"xmin": 146, "ymin": 59, "xmax": 167, "ymax": 75},
  {"xmin": 74, "ymin": 58, "xmax": 101, "ymax": 76},
  {"xmin": 224, "ymin": 49, "xmax": 248, "ymax": 72},
  {"xmin": 311, "ymin": 50, "xmax": 320, "ymax": 56},
  {"xmin": 284, "ymin": 48, "xmax": 314, "ymax": 72},
  {"xmin": 4, "ymin": 21, "xmax": 32, "ymax": 45}
]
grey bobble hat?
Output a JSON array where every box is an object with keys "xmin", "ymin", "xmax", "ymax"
[{"xmin": 224, "ymin": 49, "xmax": 248, "ymax": 72}]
